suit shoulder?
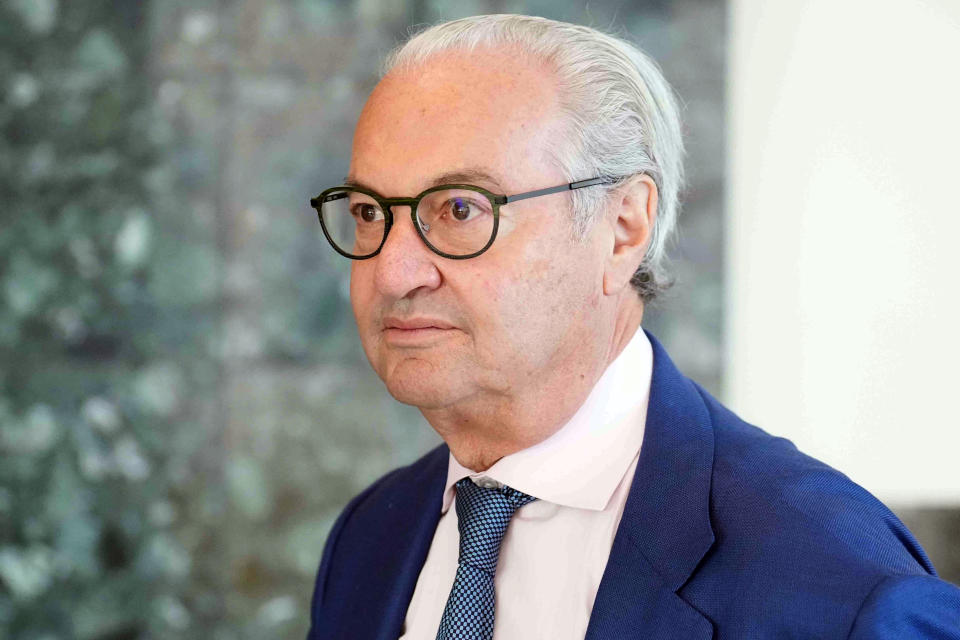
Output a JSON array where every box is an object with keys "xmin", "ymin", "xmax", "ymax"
[
  {"xmin": 691, "ymin": 381, "xmax": 934, "ymax": 577},
  {"xmin": 676, "ymin": 383, "xmax": 948, "ymax": 637},
  {"xmin": 848, "ymin": 574, "xmax": 960, "ymax": 639},
  {"xmin": 308, "ymin": 442, "xmax": 447, "ymax": 627}
]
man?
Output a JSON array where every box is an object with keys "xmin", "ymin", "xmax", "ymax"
[{"xmin": 307, "ymin": 14, "xmax": 960, "ymax": 640}]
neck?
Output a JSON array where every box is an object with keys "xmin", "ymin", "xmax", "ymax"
[{"xmin": 423, "ymin": 293, "xmax": 646, "ymax": 472}]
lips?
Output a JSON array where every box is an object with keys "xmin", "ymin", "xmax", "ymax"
[
  {"xmin": 381, "ymin": 316, "xmax": 457, "ymax": 346},
  {"xmin": 382, "ymin": 316, "xmax": 455, "ymax": 330}
]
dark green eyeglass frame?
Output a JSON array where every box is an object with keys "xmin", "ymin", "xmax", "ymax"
[{"xmin": 310, "ymin": 175, "xmax": 627, "ymax": 260}]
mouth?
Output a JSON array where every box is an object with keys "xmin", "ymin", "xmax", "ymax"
[
  {"xmin": 382, "ymin": 317, "xmax": 458, "ymax": 346},
  {"xmin": 382, "ymin": 326, "xmax": 457, "ymax": 346}
]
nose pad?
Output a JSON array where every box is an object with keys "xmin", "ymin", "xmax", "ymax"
[{"xmin": 410, "ymin": 206, "xmax": 431, "ymax": 235}]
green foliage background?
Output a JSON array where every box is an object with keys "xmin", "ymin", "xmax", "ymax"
[
  {"xmin": 0, "ymin": 1, "xmax": 224, "ymax": 637},
  {"xmin": 0, "ymin": 2, "xmax": 197, "ymax": 638}
]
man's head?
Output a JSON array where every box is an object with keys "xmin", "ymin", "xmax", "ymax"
[
  {"xmin": 342, "ymin": 15, "xmax": 684, "ymax": 468},
  {"xmin": 383, "ymin": 15, "xmax": 685, "ymax": 300}
]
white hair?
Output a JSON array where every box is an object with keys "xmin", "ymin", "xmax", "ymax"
[{"xmin": 382, "ymin": 14, "xmax": 685, "ymax": 302}]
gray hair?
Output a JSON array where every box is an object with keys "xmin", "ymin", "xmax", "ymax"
[{"xmin": 383, "ymin": 14, "xmax": 685, "ymax": 303}]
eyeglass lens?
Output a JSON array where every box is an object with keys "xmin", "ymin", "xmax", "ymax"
[{"xmin": 318, "ymin": 188, "xmax": 496, "ymax": 257}]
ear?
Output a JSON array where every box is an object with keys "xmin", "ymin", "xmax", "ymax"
[{"xmin": 603, "ymin": 174, "xmax": 658, "ymax": 296}]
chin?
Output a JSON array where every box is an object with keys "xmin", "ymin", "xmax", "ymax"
[
  {"xmin": 380, "ymin": 358, "xmax": 464, "ymax": 410},
  {"xmin": 384, "ymin": 380, "xmax": 452, "ymax": 409}
]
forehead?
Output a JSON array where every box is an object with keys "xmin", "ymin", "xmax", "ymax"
[{"xmin": 350, "ymin": 47, "xmax": 563, "ymax": 193}]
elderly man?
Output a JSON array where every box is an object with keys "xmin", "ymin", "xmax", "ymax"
[{"xmin": 307, "ymin": 14, "xmax": 960, "ymax": 640}]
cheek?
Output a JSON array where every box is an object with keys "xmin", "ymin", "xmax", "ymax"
[
  {"xmin": 481, "ymin": 257, "xmax": 549, "ymax": 309},
  {"xmin": 520, "ymin": 250, "xmax": 602, "ymax": 329},
  {"xmin": 488, "ymin": 258, "xmax": 565, "ymax": 335},
  {"xmin": 480, "ymin": 274, "xmax": 501, "ymax": 304}
]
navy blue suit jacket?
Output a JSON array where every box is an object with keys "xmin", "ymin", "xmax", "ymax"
[{"xmin": 308, "ymin": 329, "xmax": 960, "ymax": 638}]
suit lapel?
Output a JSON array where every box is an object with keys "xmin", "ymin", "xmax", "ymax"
[
  {"xmin": 585, "ymin": 329, "xmax": 716, "ymax": 639},
  {"xmin": 346, "ymin": 445, "xmax": 448, "ymax": 640}
]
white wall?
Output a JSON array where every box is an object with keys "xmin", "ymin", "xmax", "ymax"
[{"xmin": 727, "ymin": 0, "xmax": 960, "ymax": 505}]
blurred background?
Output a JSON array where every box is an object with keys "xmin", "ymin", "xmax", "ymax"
[{"xmin": 0, "ymin": 0, "xmax": 956, "ymax": 638}]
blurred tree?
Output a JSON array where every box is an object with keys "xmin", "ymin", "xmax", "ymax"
[{"xmin": 0, "ymin": 1, "xmax": 218, "ymax": 637}]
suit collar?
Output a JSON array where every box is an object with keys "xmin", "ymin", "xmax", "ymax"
[
  {"xmin": 584, "ymin": 328, "xmax": 716, "ymax": 638},
  {"xmin": 623, "ymin": 328, "xmax": 716, "ymax": 591}
]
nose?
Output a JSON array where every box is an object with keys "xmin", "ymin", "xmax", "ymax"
[{"xmin": 372, "ymin": 205, "xmax": 442, "ymax": 300}]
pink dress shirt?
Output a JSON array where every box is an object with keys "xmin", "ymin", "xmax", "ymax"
[{"xmin": 400, "ymin": 329, "xmax": 654, "ymax": 639}]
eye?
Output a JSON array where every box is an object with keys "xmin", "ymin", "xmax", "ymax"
[
  {"xmin": 447, "ymin": 197, "xmax": 479, "ymax": 221},
  {"xmin": 351, "ymin": 203, "xmax": 383, "ymax": 223}
]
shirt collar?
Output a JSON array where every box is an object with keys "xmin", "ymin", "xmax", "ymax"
[{"xmin": 441, "ymin": 328, "xmax": 653, "ymax": 513}]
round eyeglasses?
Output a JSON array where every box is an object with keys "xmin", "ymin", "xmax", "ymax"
[{"xmin": 309, "ymin": 176, "xmax": 626, "ymax": 260}]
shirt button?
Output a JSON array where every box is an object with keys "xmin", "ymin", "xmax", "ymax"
[{"xmin": 475, "ymin": 476, "xmax": 500, "ymax": 489}]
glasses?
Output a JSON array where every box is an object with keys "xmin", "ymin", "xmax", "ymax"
[{"xmin": 310, "ymin": 176, "xmax": 626, "ymax": 260}]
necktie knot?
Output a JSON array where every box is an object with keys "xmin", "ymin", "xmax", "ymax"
[
  {"xmin": 454, "ymin": 478, "xmax": 536, "ymax": 572},
  {"xmin": 435, "ymin": 478, "xmax": 537, "ymax": 640}
]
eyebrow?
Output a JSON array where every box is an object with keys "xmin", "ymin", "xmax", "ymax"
[{"xmin": 343, "ymin": 168, "xmax": 507, "ymax": 194}]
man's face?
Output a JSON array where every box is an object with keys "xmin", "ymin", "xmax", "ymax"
[{"xmin": 348, "ymin": 48, "xmax": 612, "ymax": 416}]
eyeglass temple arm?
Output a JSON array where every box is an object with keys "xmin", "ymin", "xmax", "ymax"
[{"xmin": 502, "ymin": 177, "xmax": 620, "ymax": 204}]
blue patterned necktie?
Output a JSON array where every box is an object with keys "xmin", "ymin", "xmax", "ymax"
[{"xmin": 435, "ymin": 477, "xmax": 538, "ymax": 640}]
